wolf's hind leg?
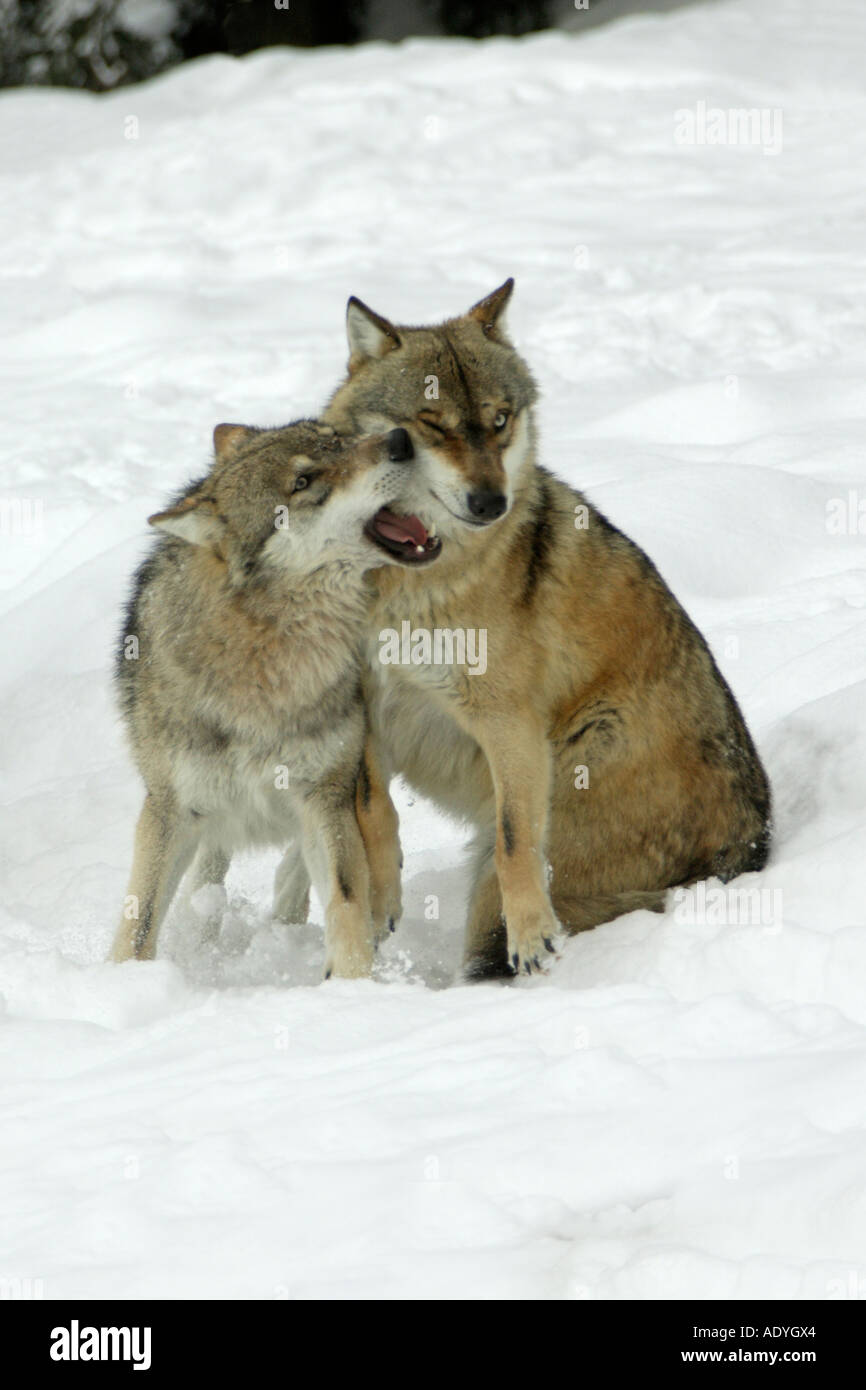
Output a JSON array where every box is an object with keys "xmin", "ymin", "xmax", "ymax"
[
  {"xmin": 187, "ymin": 843, "xmax": 231, "ymax": 943},
  {"xmin": 192, "ymin": 845, "xmax": 231, "ymax": 891},
  {"xmin": 110, "ymin": 793, "xmax": 198, "ymax": 962},
  {"xmin": 272, "ymin": 842, "xmax": 311, "ymax": 924},
  {"xmin": 462, "ymin": 828, "xmax": 669, "ymax": 978},
  {"xmin": 356, "ymin": 735, "xmax": 402, "ymax": 945},
  {"xmin": 551, "ymin": 886, "xmax": 667, "ymax": 932}
]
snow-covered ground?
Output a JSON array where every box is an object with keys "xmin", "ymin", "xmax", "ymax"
[{"xmin": 2, "ymin": 0, "xmax": 866, "ymax": 1300}]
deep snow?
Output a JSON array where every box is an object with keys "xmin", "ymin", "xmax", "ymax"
[{"xmin": 1, "ymin": 0, "xmax": 866, "ymax": 1300}]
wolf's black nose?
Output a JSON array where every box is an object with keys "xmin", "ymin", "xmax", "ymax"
[
  {"xmin": 387, "ymin": 427, "xmax": 414, "ymax": 463},
  {"xmin": 467, "ymin": 489, "xmax": 507, "ymax": 522}
]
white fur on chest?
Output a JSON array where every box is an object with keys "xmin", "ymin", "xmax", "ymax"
[{"xmin": 173, "ymin": 713, "xmax": 364, "ymax": 850}]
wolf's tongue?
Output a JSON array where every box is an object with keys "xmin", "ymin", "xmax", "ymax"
[{"xmin": 375, "ymin": 508, "xmax": 428, "ymax": 547}]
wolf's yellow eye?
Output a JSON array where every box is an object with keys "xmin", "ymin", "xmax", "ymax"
[
  {"xmin": 293, "ymin": 476, "xmax": 309, "ymax": 493},
  {"xmin": 493, "ymin": 411, "xmax": 509, "ymax": 431}
]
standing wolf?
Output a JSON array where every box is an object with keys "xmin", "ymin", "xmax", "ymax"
[
  {"xmin": 110, "ymin": 419, "xmax": 438, "ymax": 978},
  {"xmin": 282, "ymin": 280, "xmax": 771, "ymax": 980}
]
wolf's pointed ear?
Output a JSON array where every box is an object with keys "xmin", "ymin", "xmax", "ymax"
[
  {"xmin": 466, "ymin": 278, "xmax": 515, "ymax": 339},
  {"xmin": 149, "ymin": 493, "xmax": 223, "ymax": 547},
  {"xmin": 346, "ymin": 296, "xmax": 401, "ymax": 370},
  {"xmin": 213, "ymin": 423, "xmax": 254, "ymax": 460}
]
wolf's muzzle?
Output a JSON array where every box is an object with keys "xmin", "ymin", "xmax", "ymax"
[{"xmin": 466, "ymin": 489, "xmax": 507, "ymax": 523}]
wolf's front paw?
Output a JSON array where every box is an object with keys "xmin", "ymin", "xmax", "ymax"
[
  {"xmin": 323, "ymin": 920, "xmax": 375, "ymax": 981},
  {"xmin": 506, "ymin": 906, "xmax": 560, "ymax": 977}
]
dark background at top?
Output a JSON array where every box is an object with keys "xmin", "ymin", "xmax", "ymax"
[{"xmin": 0, "ymin": 0, "xmax": 708, "ymax": 91}]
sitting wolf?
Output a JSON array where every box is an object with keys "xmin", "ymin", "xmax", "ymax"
[
  {"xmin": 278, "ymin": 281, "xmax": 772, "ymax": 980},
  {"xmin": 110, "ymin": 419, "xmax": 438, "ymax": 978}
]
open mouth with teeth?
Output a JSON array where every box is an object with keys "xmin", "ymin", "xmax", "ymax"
[{"xmin": 364, "ymin": 508, "xmax": 442, "ymax": 565}]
